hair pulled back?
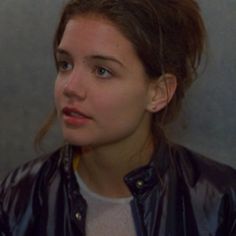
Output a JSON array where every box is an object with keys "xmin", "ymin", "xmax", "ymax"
[{"xmin": 35, "ymin": 0, "xmax": 206, "ymax": 148}]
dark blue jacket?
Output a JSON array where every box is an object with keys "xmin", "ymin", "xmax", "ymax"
[{"xmin": 1, "ymin": 139, "xmax": 236, "ymax": 235}]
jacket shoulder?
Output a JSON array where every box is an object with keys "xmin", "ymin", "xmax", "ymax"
[
  {"xmin": 171, "ymin": 144, "xmax": 236, "ymax": 191},
  {"xmin": 0, "ymin": 149, "xmax": 61, "ymax": 208},
  {"xmin": 169, "ymin": 144, "xmax": 236, "ymax": 234},
  {"xmin": 0, "ymin": 149, "xmax": 62, "ymax": 233}
]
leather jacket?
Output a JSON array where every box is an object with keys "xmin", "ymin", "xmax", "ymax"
[{"xmin": 0, "ymin": 138, "xmax": 236, "ymax": 236}]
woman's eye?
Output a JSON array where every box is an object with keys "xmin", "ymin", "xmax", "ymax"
[
  {"xmin": 57, "ymin": 61, "xmax": 73, "ymax": 72},
  {"xmin": 95, "ymin": 66, "xmax": 112, "ymax": 78}
]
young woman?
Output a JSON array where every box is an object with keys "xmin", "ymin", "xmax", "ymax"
[{"xmin": 1, "ymin": 0, "xmax": 236, "ymax": 235}]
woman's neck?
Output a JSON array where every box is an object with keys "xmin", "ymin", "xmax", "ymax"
[{"xmin": 75, "ymin": 133, "xmax": 154, "ymax": 198}]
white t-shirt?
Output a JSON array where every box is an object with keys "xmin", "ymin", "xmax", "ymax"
[{"xmin": 75, "ymin": 171, "xmax": 137, "ymax": 236}]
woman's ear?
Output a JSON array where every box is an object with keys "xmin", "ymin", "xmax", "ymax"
[{"xmin": 146, "ymin": 73, "xmax": 177, "ymax": 113}]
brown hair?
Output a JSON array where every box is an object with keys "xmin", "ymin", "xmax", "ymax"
[{"xmin": 35, "ymin": 0, "xmax": 206, "ymax": 148}]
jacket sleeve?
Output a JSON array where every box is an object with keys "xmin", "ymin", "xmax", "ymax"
[
  {"xmin": 229, "ymin": 221, "xmax": 236, "ymax": 236},
  {"xmin": 228, "ymin": 188, "xmax": 236, "ymax": 236},
  {"xmin": 216, "ymin": 185, "xmax": 236, "ymax": 235},
  {"xmin": 0, "ymin": 207, "xmax": 9, "ymax": 236},
  {"xmin": 0, "ymin": 179, "xmax": 10, "ymax": 236},
  {"xmin": 0, "ymin": 154, "xmax": 53, "ymax": 236}
]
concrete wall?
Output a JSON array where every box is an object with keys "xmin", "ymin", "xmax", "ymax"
[{"xmin": 0, "ymin": 0, "xmax": 235, "ymax": 180}]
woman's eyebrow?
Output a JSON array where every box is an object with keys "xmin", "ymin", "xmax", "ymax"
[
  {"xmin": 86, "ymin": 54, "xmax": 125, "ymax": 68},
  {"xmin": 55, "ymin": 48, "xmax": 70, "ymax": 57},
  {"xmin": 55, "ymin": 49, "xmax": 126, "ymax": 69}
]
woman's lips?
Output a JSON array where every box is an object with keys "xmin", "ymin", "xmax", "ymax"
[{"xmin": 62, "ymin": 107, "xmax": 91, "ymax": 126}]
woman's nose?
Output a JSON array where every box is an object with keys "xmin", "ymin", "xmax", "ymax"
[{"xmin": 63, "ymin": 71, "xmax": 87, "ymax": 100}]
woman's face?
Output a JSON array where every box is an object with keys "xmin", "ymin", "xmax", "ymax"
[{"xmin": 54, "ymin": 15, "xmax": 155, "ymax": 148}]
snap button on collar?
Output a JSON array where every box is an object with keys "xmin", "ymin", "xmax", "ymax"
[
  {"xmin": 136, "ymin": 180, "xmax": 144, "ymax": 189},
  {"xmin": 75, "ymin": 212, "xmax": 82, "ymax": 221}
]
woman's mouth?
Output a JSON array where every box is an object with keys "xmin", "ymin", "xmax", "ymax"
[{"xmin": 62, "ymin": 107, "xmax": 92, "ymax": 126}]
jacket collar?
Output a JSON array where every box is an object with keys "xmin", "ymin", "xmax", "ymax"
[
  {"xmin": 59, "ymin": 134, "xmax": 198, "ymax": 199},
  {"xmin": 124, "ymin": 134, "xmax": 171, "ymax": 197}
]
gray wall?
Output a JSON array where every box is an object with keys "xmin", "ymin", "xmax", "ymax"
[{"xmin": 0, "ymin": 1, "xmax": 235, "ymax": 180}]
